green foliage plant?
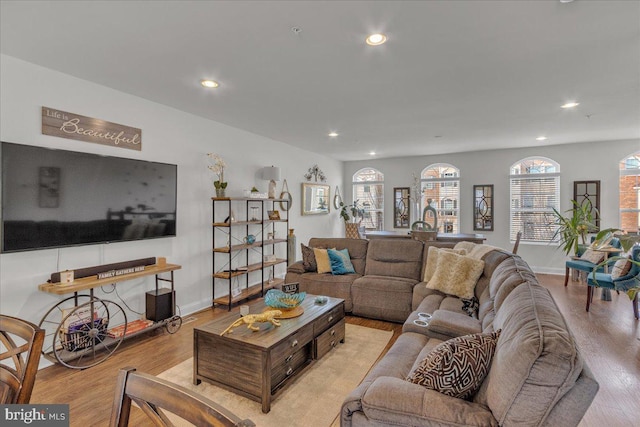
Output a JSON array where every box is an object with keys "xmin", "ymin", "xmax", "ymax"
[
  {"xmin": 339, "ymin": 200, "xmax": 364, "ymax": 223},
  {"xmin": 550, "ymin": 200, "xmax": 598, "ymax": 256}
]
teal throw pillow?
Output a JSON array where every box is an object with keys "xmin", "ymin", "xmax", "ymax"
[{"xmin": 328, "ymin": 248, "xmax": 356, "ymax": 275}]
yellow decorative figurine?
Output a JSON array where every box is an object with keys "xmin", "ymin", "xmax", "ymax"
[{"xmin": 220, "ymin": 310, "xmax": 283, "ymax": 335}]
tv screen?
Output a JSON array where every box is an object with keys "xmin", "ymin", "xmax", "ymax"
[{"xmin": 1, "ymin": 142, "xmax": 177, "ymax": 252}]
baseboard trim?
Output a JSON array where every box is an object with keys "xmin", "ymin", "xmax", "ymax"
[{"xmin": 531, "ymin": 266, "xmax": 564, "ymax": 275}]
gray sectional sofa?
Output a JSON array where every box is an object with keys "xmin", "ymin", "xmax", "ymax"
[
  {"xmin": 286, "ymin": 237, "xmax": 598, "ymax": 426},
  {"xmin": 285, "ymin": 237, "xmax": 453, "ymax": 322}
]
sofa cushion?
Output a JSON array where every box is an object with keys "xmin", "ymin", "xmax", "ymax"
[
  {"xmin": 426, "ymin": 251, "xmax": 484, "ymax": 299},
  {"xmin": 298, "ymin": 272, "xmax": 359, "ymax": 312},
  {"xmin": 309, "ymin": 237, "xmax": 369, "ymax": 275},
  {"xmin": 328, "ymin": 248, "xmax": 356, "ymax": 275},
  {"xmin": 474, "ymin": 282, "xmax": 584, "ymax": 426},
  {"xmin": 364, "ymin": 239, "xmax": 424, "ymax": 280},
  {"xmin": 301, "ymin": 243, "xmax": 317, "ymax": 271},
  {"xmin": 474, "ymin": 250, "xmax": 512, "ymax": 300},
  {"xmin": 313, "ymin": 248, "xmax": 332, "ymax": 274},
  {"xmin": 417, "ymin": 310, "xmax": 482, "ymax": 340},
  {"xmin": 407, "ymin": 330, "xmax": 501, "ymax": 400},
  {"xmin": 352, "ymin": 275, "xmax": 417, "ymax": 323}
]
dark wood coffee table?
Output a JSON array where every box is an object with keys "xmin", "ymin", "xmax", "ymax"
[{"xmin": 193, "ymin": 295, "xmax": 345, "ymax": 413}]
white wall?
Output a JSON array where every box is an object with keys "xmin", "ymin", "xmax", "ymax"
[
  {"xmin": 0, "ymin": 55, "xmax": 344, "ymax": 337},
  {"xmin": 344, "ymin": 139, "xmax": 639, "ymax": 273}
]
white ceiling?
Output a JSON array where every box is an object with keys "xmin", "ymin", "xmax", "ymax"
[{"xmin": 1, "ymin": 1, "xmax": 639, "ymax": 161}]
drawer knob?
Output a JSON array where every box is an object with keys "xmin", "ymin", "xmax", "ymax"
[
  {"xmin": 285, "ymin": 354, "xmax": 293, "ymax": 363},
  {"xmin": 330, "ymin": 329, "xmax": 336, "ymax": 336},
  {"xmin": 330, "ymin": 340, "xmax": 336, "ymax": 347},
  {"xmin": 328, "ymin": 315, "xmax": 334, "ymax": 323},
  {"xmin": 291, "ymin": 339, "xmax": 298, "ymax": 348},
  {"xmin": 286, "ymin": 367, "xmax": 293, "ymax": 376}
]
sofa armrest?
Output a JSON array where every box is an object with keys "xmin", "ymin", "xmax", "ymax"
[
  {"xmin": 287, "ymin": 261, "xmax": 306, "ymax": 274},
  {"xmin": 427, "ymin": 310, "xmax": 482, "ymax": 340},
  {"xmin": 350, "ymin": 376, "xmax": 497, "ymax": 426}
]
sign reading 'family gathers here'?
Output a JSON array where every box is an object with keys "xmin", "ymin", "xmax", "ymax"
[{"xmin": 41, "ymin": 107, "xmax": 142, "ymax": 151}]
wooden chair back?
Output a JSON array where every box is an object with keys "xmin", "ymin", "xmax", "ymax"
[
  {"xmin": 0, "ymin": 315, "xmax": 45, "ymax": 404},
  {"xmin": 109, "ymin": 367, "xmax": 255, "ymax": 427},
  {"xmin": 512, "ymin": 231, "xmax": 523, "ymax": 254}
]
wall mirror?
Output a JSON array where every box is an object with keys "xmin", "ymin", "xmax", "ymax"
[
  {"xmin": 333, "ymin": 186, "xmax": 342, "ymax": 210},
  {"xmin": 302, "ymin": 183, "xmax": 330, "ymax": 215},
  {"xmin": 393, "ymin": 187, "xmax": 410, "ymax": 228},
  {"xmin": 573, "ymin": 180, "xmax": 600, "ymax": 230},
  {"xmin": 473, "ymin": 184, "xmax": 493, "ymax": 231}
]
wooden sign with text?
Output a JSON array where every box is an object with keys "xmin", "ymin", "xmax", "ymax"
[{"xmin": 42, "ymin": 107, "xmax": 142, "ymax": 151}]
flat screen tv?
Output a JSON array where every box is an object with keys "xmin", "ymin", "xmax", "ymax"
[{"xmin": 1, "ymin": 142, "xmax": 177, "ymax": 252}]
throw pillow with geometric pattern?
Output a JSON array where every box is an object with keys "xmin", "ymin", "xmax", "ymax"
[
  {"xmin": 407, "ymin": 330, "xmax": 501, "ymax": 400},
  {"xmin": 580, "ymin": 249, "xmax": 605, "ymax": 264},
  {"xmin": 461, "ymin": 296, "xmax": 479, "ymax": 318},
  {"xmin": 610, "ymin": 256, "xmax": 632, "ymax": 279},
  {"xmin": 301, "ymin": 243, "xmax": 317, "ymax": 272}
]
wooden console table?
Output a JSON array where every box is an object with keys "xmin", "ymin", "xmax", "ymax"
[
  {"xmin": 38, "ymin": 262, "xmax": 181, "ymax": 369},
  {"xmin": 364, "ymin": 231, "xmax": 486, "ymax": 244}
]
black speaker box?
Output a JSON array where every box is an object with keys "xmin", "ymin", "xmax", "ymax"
[{"xmin": 146, "ymin": 288, "xmax": 174, "ymax": 321}]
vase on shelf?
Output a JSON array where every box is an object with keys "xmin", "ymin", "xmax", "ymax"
[
  {"xmin": 288, "ymin": 229, "xmax": 296, "ymax": 265},
  {"xmin": 215, "ymin": 188, "xmax": 226, "ymax": 198}
]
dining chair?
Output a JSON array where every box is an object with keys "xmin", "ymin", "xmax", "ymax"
[
  {"xmin": 586, "ymin": 245, "xmax": 640, "ymax": 319},
  {"xmin": 563, "ymin": 237, "xmax": 622, "ymax": 287},
  {"xmin": 109, "ymin": 367, "xmax": 255, "ymax": 427},
  {"xmin": 0, "ymin": 315, "xmax": 45, "ymax": 404},
  {"xmin": 512, "ymin": 231, "xmax": 522, "ymax": 254}
]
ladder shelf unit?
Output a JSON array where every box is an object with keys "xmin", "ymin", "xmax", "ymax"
[{"xmin": 211, "ymin": 197, "xmax": 289, "ymax": 309}]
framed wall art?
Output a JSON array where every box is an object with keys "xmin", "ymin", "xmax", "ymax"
[
  {"xmin": 393, "ymin": 187, "xmax": 410, "ymax": 228},
  {"xmin": 573, "ymin": 180, "xmax": 600, "ymax": 230},
  {"xmin": 473, "ymin": 184, "xmax": 493, "ymax": 231}
]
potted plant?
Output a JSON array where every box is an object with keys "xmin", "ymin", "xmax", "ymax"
[
  {"xmin": 550, "ymin": 200, "xmax": 598, "ymax": 256},
  {"xmin": 339, "ymin": 200, "xmax": 364, "ymax": 223},
  {"xmin": 340, "ymin": 200, "xmax": 365, "ymax": 239},
  {"xmin": 207, "ymin": 153, "xmax": 227, "ymax": 197}
]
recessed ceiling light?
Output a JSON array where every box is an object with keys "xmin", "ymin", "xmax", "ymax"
[
  {"xmin": 328, "ymin": 132, "xmax": 339, "ymax": 137},
  {"xmin": 536, "ymin": 136, "xmax": 547, "ymax": 141},
  {"xmin": 365, "ymin": 33, "xmax": 387, "ymax": 46},
  {"xmin": 201, "ymin": 79, "xmax": 219, "ymax": 88},
  {"xmin": 561, "ymin": 101, "xmax": 579, "ymax": 109},
  {"xmin": 369, "ymin": 151, "xmax": 376, "ymax": 156}
]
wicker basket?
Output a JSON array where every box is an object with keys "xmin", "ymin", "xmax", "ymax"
[{"xmin": 60, "ymin": 318, "xmax": 108, "ymax": 352}]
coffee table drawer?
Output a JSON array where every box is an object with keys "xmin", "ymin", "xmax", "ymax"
[
  {"xmin": 271, "ymin": 324, "xmax": 313, "ymax": 367},
  {"xmin": 315, "ymin": 318, "xmax": 345, "ymax": 359},
  {"xmin": 313, "ymin": 303, "xmax": 344, "ymax": 336},
  {"xmin": 271, "ymin": 344, "xmax": 311, "ymax": 390}
]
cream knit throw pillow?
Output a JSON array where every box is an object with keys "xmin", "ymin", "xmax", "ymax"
[
  {"xmin": 426, "ymin": 250, "xmax": 485, "ymax": 299},
  {"xmin": 423, "ymin": 246, "xmax": 467, "ymax": 282}
]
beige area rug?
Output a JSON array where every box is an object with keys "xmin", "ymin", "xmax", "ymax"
[{"xmin": 157, "ymin": 324, "xmax": 392, "ymax": 427}]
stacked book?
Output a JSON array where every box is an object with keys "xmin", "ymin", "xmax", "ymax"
[{"xmin": 107, "ymin": 319, "xmax": 153, "ymax": 338}]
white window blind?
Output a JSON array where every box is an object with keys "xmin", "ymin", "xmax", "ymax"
[{"xmin": 510, "ymin": 157, "xmax": 560, "ymax": 243}]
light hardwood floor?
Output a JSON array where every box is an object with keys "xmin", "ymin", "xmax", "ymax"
[{"xmin": 30, "ymin": 273, "xmax": 639, "ymax": 426}]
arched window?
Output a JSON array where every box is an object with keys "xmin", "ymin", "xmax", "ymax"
[
  {"xmin": 620, "ymin": 151, "xmax": 640, "ymax": 233},
  {"xmin": 420, "ymin": 164, "xmax": 460, "ymax": 233},
  {"xmin": 509, "ymin": 157, "xmax": 560, "ymax": 243},
  {"xmin": 352, "ymin": 168, "xmax": 384, "ymax": 230}
]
